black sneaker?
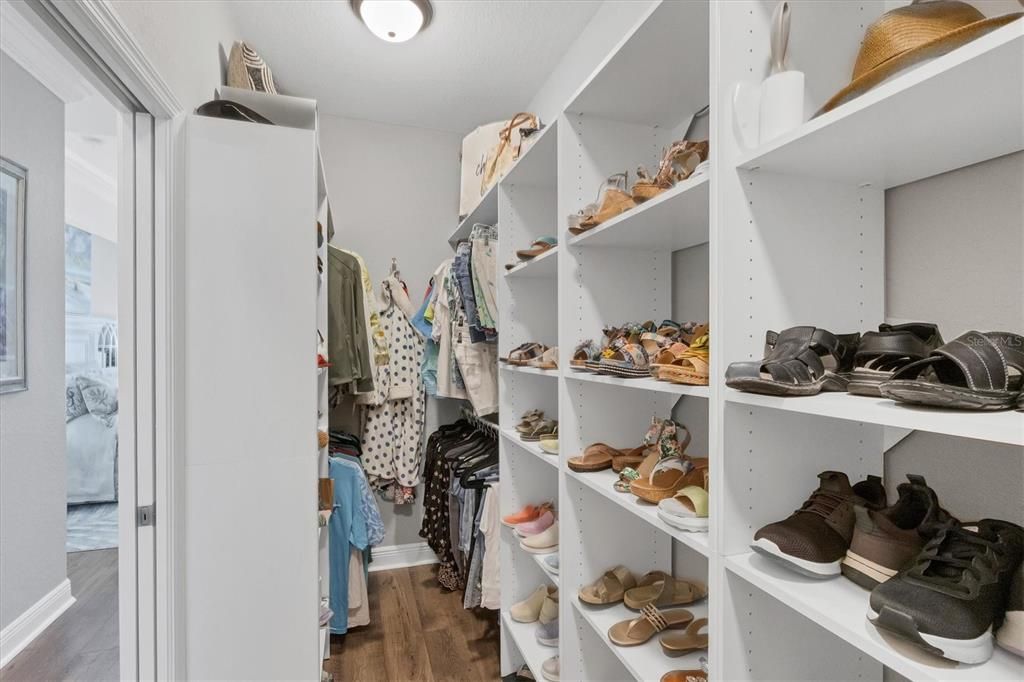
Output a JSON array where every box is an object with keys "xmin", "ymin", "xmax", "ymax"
[{"xmin": 868, "ymin": 519, "xmax": 1024, "ymax": 664}]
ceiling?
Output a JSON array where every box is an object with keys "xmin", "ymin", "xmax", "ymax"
[{"xmin": 225, "ymin": 0, "xmax": 602, "ymax": 133}]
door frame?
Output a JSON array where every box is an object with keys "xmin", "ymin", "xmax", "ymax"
[{"xmin": 42, "ymin": 2, "xmax": 187, "ymax": 679}]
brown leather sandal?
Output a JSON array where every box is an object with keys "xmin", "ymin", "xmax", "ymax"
[
  {"xmin": 608, "ymin": 605, "xmax": 694, "ymax": 646},
  {"xmin": 659, "ymin": 617, "xmax": 709, "ymax": 655},
  {"xmin": 624, "ymin": 576, "xmax": 708, "ymax": 610},
  {"xmin": 568, "ymin": 443, "xmax": 628, "ymax": 472}
]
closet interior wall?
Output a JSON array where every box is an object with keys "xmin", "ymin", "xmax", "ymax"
[
  {"xmin": 498, "ymin": 1, "xmax": 1023, "ymax": 681},
  {"xmin": 318, "ymin": 114, "xmax": 463, "ymax": 545}
]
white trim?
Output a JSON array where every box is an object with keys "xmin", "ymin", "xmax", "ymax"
[
  {"xmin": 368, "ymin": 543, "xmax": 439, "ymax": 573},
  {"xmin": 0, "ymin": 579, "xmax": 75, "ymax": 668},
  {"xmin": 0, "ymin": 1, "xmax": 91, "ymax": 103}
]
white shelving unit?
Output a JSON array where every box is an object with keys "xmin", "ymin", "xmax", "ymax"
[{"xmin": 496, "ymin": 2, "xmax": 1024, "ymax": 682}]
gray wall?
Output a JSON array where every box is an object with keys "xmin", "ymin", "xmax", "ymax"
[
  {"xmin": 0, "ymin": 53, "xmax": 68, "ymax": 630},
  {"xmin": 319, "ymin": 114, "xmax": 463, "ymax": 546},
  {"xmin": 110, "ymin": 0, "xmax": 238, "ymax": 109},
  {"xmin": 883, "ymin": 151, "xmax": 1023, "ymax": 525}
]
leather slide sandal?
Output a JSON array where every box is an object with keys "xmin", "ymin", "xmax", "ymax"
[
  {"xmin": 611, "ymin": 445, "xmax": 647, "ymax": 473},
  {"xmin": 848, "ymin": 323, "xmax": 943, "ymax": 397},
  {"xmin": 578, "ymin": 566, "xmax": 637, "ymax": 605},
  {"xmin": 522, "ymin": 420, "xmax": 558, "ymax": 442},
  {"xmin": 630, "ymin": 456, "xmax": 708, "ymax": 504},
  {"xmin": 725, "ymin": 326, "xmax": 861, "ymax": 396},
  {"xmin": 659, "ymin": 617, "xmax": 709, "ymax": 656},
  {"xmin": 515, "ymin": 236, "xmax": 557, "ymax": 260},
  {"xmin": 608, "ymin": 604, "xmax": 694, "ymax": 647},
  {"xmin": 879, "ymin": 331, "xmax": 1024, "ymax": 411},
  {"xmin": 624, "ymin": 576, "xmax": 708, "ymax": 610},
  {"xmin": 568, "ymin": 443, "xmax": 626, "ymax": 472}
]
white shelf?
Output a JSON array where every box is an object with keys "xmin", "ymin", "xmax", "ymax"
[
  {"xmin": 571, "ymin": 598, "xmax": 708, "ymax": 682},
  {"xmin": 319, "ymin": 625, "xmax": 329, "ymax": 662},
  {"xmin": 567, "ymin": 371, "xmax": 710, "ymax": 399},
  {"xmin": 533, "ymin": 553, "xmax": 559, "ymax": 587},
  {"xmin": 725, "ymin": 551, "xmax": 1024, "ymax": 682},
  {"xmin": 565, "ymin": 468, "xmax": 710, "ymax": 558},
  {"xmin": 568, "ymin": 175, "xmax": 709, "ymax": 251},
  {"xmin": 565, "ymin": 0, "xmax": 708, "ymax": 128},
  {"xmin": 500, "ymin": 364, "xmax": 558, "ymax": 378},
  {"xmin": 502, "ymin": 612, "xmax": 555, "ymax": 680},
  {"xmin": 735, "ymin": 21, "xmax": 1024, "ymax": 188},
  {"xmin": 501, "ymin": 428, "xmax": 558, "ymax": 470},
  {"xmin": 450, "ymin": 186, "xmax": 498, "ymax": 247},
  {"xmin": 724, "ymin": 389, "xmax": 1024, "ymax": 447},
  {"xmin": 505, "ymin": 246, "xmax": 558, "ymax": 279},
  {"xmin": 501, "ymin": 120, "xmax": 558, "ymax": 189}
]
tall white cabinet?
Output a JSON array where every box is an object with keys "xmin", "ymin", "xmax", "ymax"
[
  {"xmin": 182, "ymin": 95, "xmax": 326, "ymax": 679},
  {"xmin": 497, "ymin": 2, "xmax": 1023, "ymax": 681}
]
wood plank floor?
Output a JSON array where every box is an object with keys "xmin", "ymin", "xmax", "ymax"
[
  {"xmin": 326, "ymin": 563, "xmax": 501, "ymax": 682},
  {"xmin": 1, "ymin": 549, "xmax": 119, "ymax": 682}
]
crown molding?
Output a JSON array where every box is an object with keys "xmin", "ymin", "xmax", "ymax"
[{"xmin": 1, "ymin": 1, "xmax": 92, "ymax": 102}]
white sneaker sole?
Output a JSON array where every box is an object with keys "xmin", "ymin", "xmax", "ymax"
[
  {"xmin": 868, "ymin": 606, "xmax": 994, "ymax": 664},
  {"xmin": 536, "ymin": 635, "xmax": 559, "ymax": 647},
  {"xmin": 520, "ymin": 541, "xmax": 558, "ymax": 555},
  {"xmin": 658, "ymin": 509, "xmax": 709, "ymax": 532},
  {"xmin": 996, "ymin": 611, "xmax": 1024, "ymax": 657},
  {"xmin": 750, "ymin": 537, "xmax": 841, "ymax": 577}
]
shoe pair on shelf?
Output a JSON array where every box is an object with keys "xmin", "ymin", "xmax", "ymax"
[
  {"xmin": 572, "ymin": 321, "xmax": 709, "ymax": 383},
  {"xmin": 506, "ymin": 236, "xmax": 557, "ymax": 271},
  {"xmin": 726, "ymin": 323, "xmax": 1024, "ymax": 411},
  {"xmin": 577, "ymin": 566, "xmax": 709, "ymax": 656},
  {"xmin": 515, "ymin": 409, "xmax": 559, "ymax": 452},
  {"xmin": 752, "ymin": 471, "xmax": 1023, "ymax": 663},
  {"xmin": 510, "ymin": 585, "xmax": 559, "ymax": 647},
  {"xmin": 503, "ymin": 502, "xmax": 559, "ymax": 554},
  {"xmin": 567, "ymin": 139, "xmax": 710, "ymax": 236},
  {"xmin": 503, "ymin": 342, "xmax": 558, "ymax": 370}
]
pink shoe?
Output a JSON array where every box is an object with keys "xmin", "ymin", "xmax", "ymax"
[{"xmin": 515, "ymin": 510, "xmax": 555, "ymax": 537}]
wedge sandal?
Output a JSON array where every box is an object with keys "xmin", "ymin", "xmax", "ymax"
[
  {"xmin": 661, "ymin": 334, "xmax": 710, "ymax": 386},
  {"xmin": 658, "ymin": 484, "xmax": 709, "ymax": 532},
  {"xmin": 659, "ymin": 618, "xmax": 709, "ymax": 656},
  {"xmin": 608, "ymin": 605, "xmax": 694, "ymax": 647},
  {"xmin": 578, "ymin": 566, "xmax": 636, "ymax": 605},
  {"xmin": 629, "ymin": 455, "xmax": 709, "ymax": 504},
  {"xmin": 572, "ymin": 172, "xmax": 636, "ymax": 234},
  {"xmin": 725, "ymin": 326, "xmax": 861, "ymax": 396},
  {"xmin": 879, "ymin": 331, "xmax": 1024, "ymax": 410},
  {"xmin": 848, "ymin": 323, "xmax": 943, "ymax": 397},
  {"xmin": 624, "ymin": 576, "xmax": 708, "ymax": 610}
]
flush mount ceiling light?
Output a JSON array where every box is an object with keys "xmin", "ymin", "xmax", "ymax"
[{"xmin": 352, "ymin": 0, "xmax": 433, "ymax": 43}]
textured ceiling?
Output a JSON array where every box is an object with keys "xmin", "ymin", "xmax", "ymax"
[{"xmin": 225, "ymin": 0, "xmax": 601, "ymax": 133}]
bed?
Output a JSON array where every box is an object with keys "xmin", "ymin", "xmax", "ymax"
[{"xmin": 66, "ymin": 316, "xmax": 119, "ymax": 505}]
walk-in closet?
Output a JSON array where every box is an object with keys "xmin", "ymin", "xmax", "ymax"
[{"xmin": 0, "ymin": 1, "xmax": 1021, "ymax": 681}]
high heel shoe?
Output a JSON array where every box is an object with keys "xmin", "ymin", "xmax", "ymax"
[
  {"xmin": 570, "ymin": 172, "xmax": 636, "ymax": 235},
  {"xmin": 631, "ymin": 140, "xmax": 710, "ymax": 203}
]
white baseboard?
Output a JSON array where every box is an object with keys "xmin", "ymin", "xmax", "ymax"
[
  {"xmin": 0, "ymin": 578, "xmax": 75, "ymax": 667},
  {"xmin": 369, "ymin": 542, "xmax": 438, "ymax": 573}
]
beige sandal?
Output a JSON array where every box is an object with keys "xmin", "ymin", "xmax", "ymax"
[
  {"xmin": 660, "ymin": 335, "xmax": 710, "ymax": 386},
  {"xmin": 659, "ymin": 617, "xmax": 709, "ymax": 655},
  {"xmin": 608, "ymin": 604, "xmax": 694, "ymax": 647},
  {"xmin": 572, "ymin": 172, "xmax": 636, "ymax": 234},
  {"xmin": 624, "ymin": 576, "xmax": 708, "ymax": 610},
  {"xmin": 578, "ymin": 566, "xmax": 636, "ymax": 605}
]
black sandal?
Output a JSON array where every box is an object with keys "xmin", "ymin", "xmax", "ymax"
[
  {"xmin": 725, "ymin": 326, "xmax": 861, "ymax": 396},
  {"xmin": 847, "ymin": 323, "xmax": 944, "ymax": 398},
  {"xmin": 879, "ymin": 331, "xmax": 1024, "ymax": 411}
]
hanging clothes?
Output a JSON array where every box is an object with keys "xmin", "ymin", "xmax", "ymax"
[
  {"xmin": 479, "ymin": 483, "xmax": 501, "ymax": 610},
  {"xmin": 430, "ymin": 259, "xmax": 468, "ymax": 401},
  {"xmin": 469, "ymin": 223, "xmax": 498, "ymax": 332},
  {"xmin": 359, "ymin": 274, "xmax": 426, "ymax": 501},
  {"xmin": 327, "ymin": 246, "xmax": 374, "ymax": 394},
  {"xmin": 339, "ymin": 248, "xmax": 389, "ymax": 370}
]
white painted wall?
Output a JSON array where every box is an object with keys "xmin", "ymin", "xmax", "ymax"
[
  {"xmin": 0, "ymin": 52, "xmax": 68, "ymax": 631},
  {"xmin": 109, "ymin": 0, "xmax": 239, "ymax": 109},
  {"xmin": 318, "ymin": 114, "xmax": 463, "ymax": 546}
]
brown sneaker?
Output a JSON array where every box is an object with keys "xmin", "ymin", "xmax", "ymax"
[
  {"xmin": 751, "ymin": 471, "xmax": 887, "ymax": 578},
  {"xmin": 842, "ymin": 474, "xmax": 956, "ymax": 590}
]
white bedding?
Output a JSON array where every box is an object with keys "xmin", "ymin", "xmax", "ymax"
[{"xmin": 66, "ymin": 411, "xmax": 118, "ymax": 504}]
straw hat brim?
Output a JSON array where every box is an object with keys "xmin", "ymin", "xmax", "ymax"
[{"xmin": 817, "ymin": 13, "xmax": 1022, "ymax": 116}]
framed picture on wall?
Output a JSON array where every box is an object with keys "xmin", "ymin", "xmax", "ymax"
[{"xmin": 0, "ymin": 157, "xmax": 27, "ymax": 394}]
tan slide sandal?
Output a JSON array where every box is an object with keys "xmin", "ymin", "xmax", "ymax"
[
  {"xmin": 659, "ymin": 617, "xmax": 709, "ymax": 656},
  {"xmin": 568, "ymin": 443, "xmax": 627, "ymax": 473},
  {"xmin": 624, "ymin": 576, "xmax": 708, "ymax": 610},
  {"xmin": 578, "ymin": 566, "xmax": 636, "ymax": 605},
  {"xmin": 608, "ymin": 605, "xmax": 694, "ymax": 647}
]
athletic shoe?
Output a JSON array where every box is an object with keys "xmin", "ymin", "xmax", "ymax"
[
  {"xmin": 751, "ymin": 471, "xmax": 887, "ymax": 578},
  {"xmin": 536, "ymin": 617, "xmax": 559, "ymax": 647},
  {"xmin": 997, "ymin": 563, "xmax": 1023, "ymax": 657},
  {"xmin": 541, "ymin": 656, "xmax": 559, "ymax": 682},
  {"xmin": 869, "ymin": 519, "xmax": 1024, "ymax": 664},
  {"xmin": 842, "ymin": 474, "xmax": 956, "ymax": 589}
]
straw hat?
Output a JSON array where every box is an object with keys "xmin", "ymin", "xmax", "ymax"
[
  {"xmin": 818, "ymin": 0, "xmax": 1021, "ymax": 115},
  {"xmin": 227, "ymin": 41, "xmax": 278, "ymax": 94}
]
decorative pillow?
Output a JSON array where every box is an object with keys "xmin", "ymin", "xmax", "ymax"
[
  {"xmin": 76, "ymin": 375, "xmax": 118, "ymax": 427},
  {"xmin": 66, "ymin": 377, "xmax": 89, "ymax": 423}
]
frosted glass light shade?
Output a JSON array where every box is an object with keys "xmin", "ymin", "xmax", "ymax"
[{"xmin": 354, "ymin": 0, "xmax": 432, "ymax": 43}]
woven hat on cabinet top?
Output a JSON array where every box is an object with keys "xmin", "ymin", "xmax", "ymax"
[{"xmin": 817, "ymin": 0, "xmax": 1022, "ymax": 115}]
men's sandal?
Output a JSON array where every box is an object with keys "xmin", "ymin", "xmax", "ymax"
[
  {"xmin": 848, "ymin": 323, "xmax": 944, "ymax": 397},
  {"xmin": 879, "ymin": 331, "xmax": 1024, "ymax": 410},
  {"xmin": 725, "ymin": 326, "xmax": 861, "ymax": 396}
]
